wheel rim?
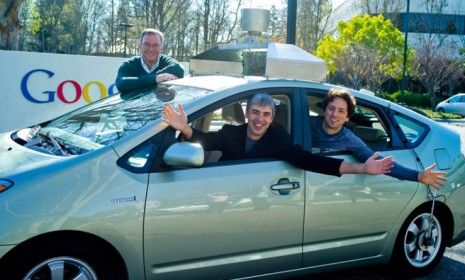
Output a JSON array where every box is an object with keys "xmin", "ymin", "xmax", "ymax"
[
  {"xmin": 24, "ymin": 256, "xmax": 97, "ymax": 280},
  {"xmin": 403, "ymin": 213, "xmax": 442, "ymax": 268}
]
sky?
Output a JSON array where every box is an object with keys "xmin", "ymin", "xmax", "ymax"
[{"xmin": 244, "ymin": 0, "xmax": 346, "ymax": 9}]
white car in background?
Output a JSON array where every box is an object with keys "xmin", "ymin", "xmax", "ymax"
[{"xmin": 436, "ymin": 93, "xmax": 465, "ymax": 116}]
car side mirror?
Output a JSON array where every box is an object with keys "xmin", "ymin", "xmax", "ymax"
[{"xmin": 163, "ymin": 142, "xmax": 204, "ymax": 167}]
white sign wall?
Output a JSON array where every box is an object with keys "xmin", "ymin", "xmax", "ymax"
[{"xmin": 1, "ymin": 50, "xmax": 125, "ymax": 133}]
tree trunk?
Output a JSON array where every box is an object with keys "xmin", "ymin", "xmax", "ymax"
[{"xmin": 0, "ymin": 0, "xmax": 22, "ymax": 50}]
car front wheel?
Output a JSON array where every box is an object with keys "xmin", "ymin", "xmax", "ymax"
[
  {"xmin": 5, "ymin": 239, "xmax": 126, "ymax": 280},
  {"xmin": 391, "ymin": 211, "xmax": 446, "ymax": 276}
]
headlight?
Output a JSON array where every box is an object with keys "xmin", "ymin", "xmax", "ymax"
[{"xmin": 0, "ymin": 179, "xmax": 14, "ymax": 192}]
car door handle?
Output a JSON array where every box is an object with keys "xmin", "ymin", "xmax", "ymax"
[{"xmin": 270, "ymin": 178, "xmax": 300, "ymax": 195}]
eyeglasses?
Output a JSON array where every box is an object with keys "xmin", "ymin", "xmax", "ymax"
[{"xmin": 142, "ymin": 43, "xmax": 161, "ymax": 49}]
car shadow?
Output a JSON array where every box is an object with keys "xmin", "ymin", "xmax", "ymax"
[{"xmin": 290, "ymin": 255, "xmax": 465, "ymax": 280}]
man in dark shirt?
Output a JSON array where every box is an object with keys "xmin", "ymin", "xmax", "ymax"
[
  {"xmin": 115, "ymin": 28, "xmax": 184, "ymax": 94},
  {"xmin": 162, "ymin": 93, "xmax": 395, "ymax": 177}
]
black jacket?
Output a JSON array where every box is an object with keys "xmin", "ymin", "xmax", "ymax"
[{"xmin": 191, "ymin": 123, "xmax": 343, "ymax": 177}]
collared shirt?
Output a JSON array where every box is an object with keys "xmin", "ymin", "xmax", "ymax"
[{"xmin": 140, "ymin": 56, "xmax": 160, "ymax": 73}]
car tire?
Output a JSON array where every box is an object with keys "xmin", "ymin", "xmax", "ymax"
[
  {"xmin": 5, "ymin": 239, "xmax": 126, "ymax": 280},
  {"xmin": 390, "ymin": 209, "xmax": 446, "ymax": 277},
  {"xmin": 437, "ymin": 108, "xmax": 445, "ymax": 113}
]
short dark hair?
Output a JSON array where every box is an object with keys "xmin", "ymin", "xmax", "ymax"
[
  {"xmin": 140, "ymin": 28, "xmax": 164, "ymax": 45},
  {"xmin": 322, "ymin": 87, "xmax": 356, "ymax": 118},
  {"xmin": 246, "ymin": 93, "xmax": 276, "ymax": 117}
]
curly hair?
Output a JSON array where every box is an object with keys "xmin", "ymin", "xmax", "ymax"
[{"xmin": 322, "ymin": 87, "xmax": 357, "ymax": 118}]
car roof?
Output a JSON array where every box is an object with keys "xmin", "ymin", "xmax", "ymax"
[{"xmin": 164, "ymin": 75, "xmax": 256, "ymax": 91}]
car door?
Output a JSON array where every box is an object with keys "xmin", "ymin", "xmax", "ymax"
[
  {"xmin": 143, "ymin": 90, "xmax": 305, "ymax": 280},
  {"xmin": 301, "ymin": 91, "xmax": 419, "ymax": 267}
]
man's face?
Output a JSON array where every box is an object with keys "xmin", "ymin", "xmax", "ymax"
[
  {"xmin": 246, "ymin": 104, "xmax": 274, "ymax": 140},
  {"xmin": 140, "ymin": 33, "xmax": 163, "ymax": 66},
  {"xmin": 323, "ymin": 97, "xmax": 350, "ymax": 134}
]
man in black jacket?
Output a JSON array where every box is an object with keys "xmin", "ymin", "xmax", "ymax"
[
  {"xmin": 162, "ymin": 93, "xmax": 394, "ymax": 177},
  {"xmin": 115, "ymin": 28, "xmax": 184, "ymax": 94}
]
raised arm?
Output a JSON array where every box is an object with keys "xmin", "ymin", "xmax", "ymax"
[
  {"xmin": 339, "ymin": 151, "xmax": 395, "ymax": 175},
  {"xmin": 162, "ymin": 103, "xmax": 193, "ymax": 139}
]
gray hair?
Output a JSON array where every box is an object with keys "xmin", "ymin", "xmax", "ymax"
[
  {"xmin": 140, "ymin": 28, "xmax": 164, "ymax": 45},
  {"xmin": 246, "ymin": 93, "xmax": 275, "ymax": 117}
]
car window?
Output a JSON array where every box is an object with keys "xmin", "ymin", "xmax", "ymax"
[
  {"xmin": 191, "ymin": 94, "xmax": 291, "ymax": 164},
  {"xmin": 450, "ymin": 95, "xmax": 460, "ymax": 103},
  {"xmin": 393, "ymin": 113, "xmax": 428, "ymax": 146},
  {"xmin": 307, "ymin": 94, "xmax": 391, "ymax": 153}
]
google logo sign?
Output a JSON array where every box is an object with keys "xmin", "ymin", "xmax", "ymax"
[{"xmin": 21, "ymin": 69, "xmax": 117, "ymax": 104}]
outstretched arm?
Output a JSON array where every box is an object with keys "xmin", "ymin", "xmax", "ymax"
[
  {"xmin": 418, "ymin": 164, "xmax": 447, "ymax": 189},
  {"xmin": 339, "ymin": 151, "xmax": 395, "ymax": 175}
]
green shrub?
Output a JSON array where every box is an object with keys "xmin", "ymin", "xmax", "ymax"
[
  {"xmin": 377, "ymin": 91, "xmax": 462, "ymax": 119},
  {"xmin": 378, "ymin": 91, "xmax": 431, "ymax": 108}
]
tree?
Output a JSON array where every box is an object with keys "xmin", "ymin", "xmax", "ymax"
[
  {"xmin": 269, "ymin": 4, "xmax": 287, "ymax": 43},
  {"xmin": 315, "ymin": 14, "xmax": 412, "ymax": 93},
  {"xmin": 198, "ymin": 0, "xmax": 242, "ymax": 51},
  {"xmin": 411, "ymin": 37, "xmax": 464, "ymax": 110},
  {"xmin": 0, "ymin": 0, "xmax": 23, "ymax": 50},
  {"xmin": 297, "ymin": 0, "xmax": 332, "ymax": 53}
]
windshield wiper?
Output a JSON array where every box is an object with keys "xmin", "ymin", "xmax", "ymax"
[
  {"xmin": 24, "ymin": 125, "xmax": 69, "ymax": 156},
  {"xmin": 40, "ymin": 131, "xmax": 67, "ymax": 156}
]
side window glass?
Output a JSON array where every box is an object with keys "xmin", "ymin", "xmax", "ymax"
[
  {"xmin": 308, "ymin": 95, "xmax": 390, "ymax": 153},
  {"xmin": 393, "ymin": 113, "xmax": 427, "ymax": 146},
  {"xmin": 117, "ymin": 128, "xmax": 176, "ymax": 173}
]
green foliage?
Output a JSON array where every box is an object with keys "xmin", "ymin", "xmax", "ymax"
[
  {"xmin": 378, "ymin": 91, "xmax": 462, "ymax": 119},
  {"xmin": 378, "ymin": 90, "xmax": 431, "ymax": 108},
  {"xmin": 414, "ymin": 108, "xmax": 462, "ymax": 119},
  {"xmin": 315, "ymin": 14, "xmax": 415, "ymax": 91}
]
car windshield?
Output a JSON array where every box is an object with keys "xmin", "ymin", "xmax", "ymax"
[{"xmin": 13, "ymin": 85, "xmax": 211, "ymax": 156}]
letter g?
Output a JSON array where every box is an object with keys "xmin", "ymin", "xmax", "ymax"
[{"xmin": 21, "ymin": 69, "xmax": 55, "ymax": 103}]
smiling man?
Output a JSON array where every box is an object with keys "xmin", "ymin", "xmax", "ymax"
[
  {"xmin": 115, "ymin": 28, "xmax": 184, "ymax": 94},
  {"xmin": 311, "ymin": 87, "xmax": 446, "ymax": 188},
  {"xmin": 162, "ymin": 93, "xmax": 395, "ymax": 177}
]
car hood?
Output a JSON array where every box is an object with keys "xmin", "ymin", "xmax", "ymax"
[{"xmin": 0, "ymin": 132, "xmax": 62, "ymax": 176}]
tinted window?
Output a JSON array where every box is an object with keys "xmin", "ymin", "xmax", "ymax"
[{"xmin": 393, "ymin": 113, "xmax": 427, "ymax": 146}]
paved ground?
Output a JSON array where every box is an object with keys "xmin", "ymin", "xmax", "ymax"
[{"xmin": 291, "ymin": 242, "xmax": 465, "ymax": 279}]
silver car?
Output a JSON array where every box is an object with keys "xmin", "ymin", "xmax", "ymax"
[
  {"xmin": 436, "ymin": 93, "xmax": 465, "ymax": 116},
  {"xmin": 1, "ymin": 76, "xmax": 465, "ymax": 279}
]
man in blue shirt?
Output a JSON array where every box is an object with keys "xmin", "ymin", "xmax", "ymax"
[{"xmin": 311, "ymin": 87, "xmax": 446, "ymax": 189}]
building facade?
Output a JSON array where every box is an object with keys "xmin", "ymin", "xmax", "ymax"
[{"xmin": 328, "ymin": 0, "xmax": 465, "ymax": 51}]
